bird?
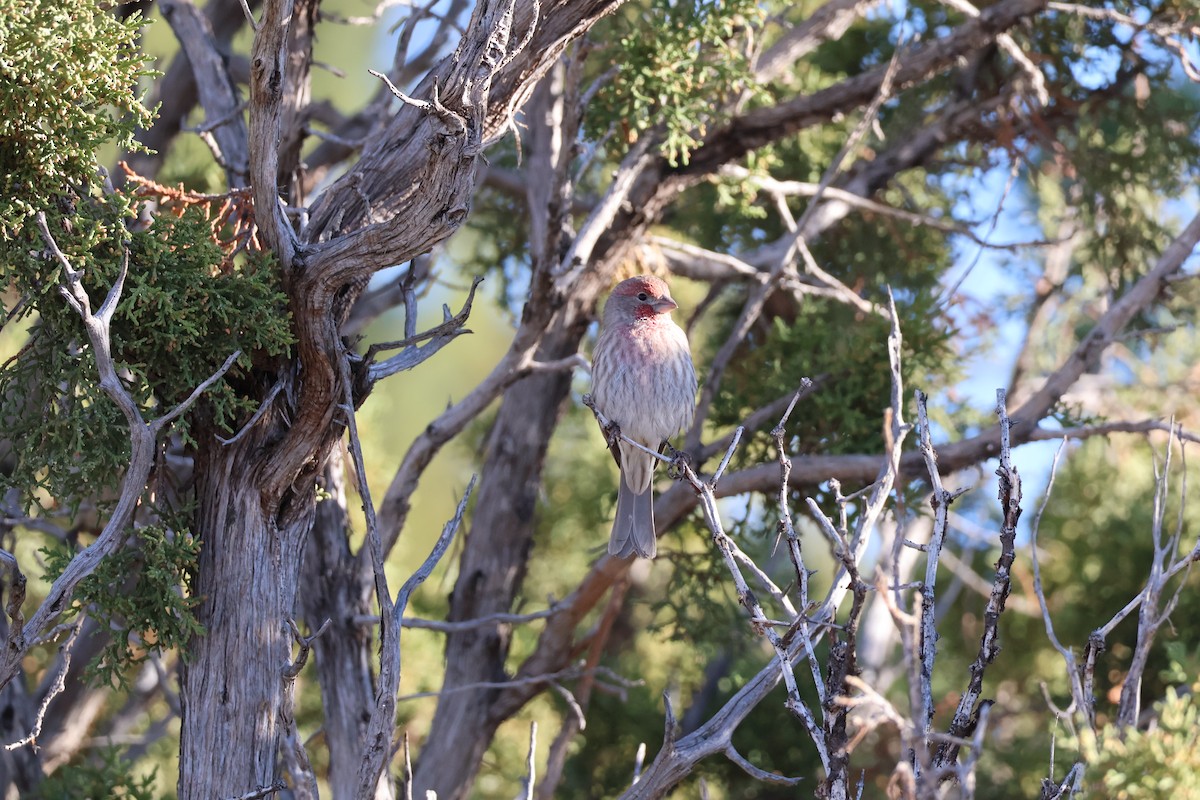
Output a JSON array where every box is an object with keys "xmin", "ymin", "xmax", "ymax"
[{"xmin": 591, "ymin": 274, "xmax": 697, "ymax": 559}]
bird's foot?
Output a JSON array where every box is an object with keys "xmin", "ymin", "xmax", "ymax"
[
  {"xmin": 603, "ymin": 421, "xmax": 623, "ymax": 450},
  {"xmin": 583, "ymin": 394, "xmax": 624, "ymax": 449},
  {"xmin": 665, "ymin": 443, "xmax": 691, "ymax": 479}
]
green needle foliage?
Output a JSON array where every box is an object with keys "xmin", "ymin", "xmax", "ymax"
[
  {"xmin": 0, "ymin": 205, "xmax": 293, "ymax": 518},
  {"xmin": 1086, "ymin": 683, "xmax": 1200, "ymax": 799},
  {"xmin": 41, "ymin": 523, "xmax": 205, "ymax": 689},
  {"xmin": 587, "ymin": 0, "xmax": 765, "ymax": 165},
  {"xmin": 33, "ymin": 746, "xmax": 161, "ymax": 800},
  {"xmin": 0, "ymin": 0, "xmax": 155, "ymax": 238}
]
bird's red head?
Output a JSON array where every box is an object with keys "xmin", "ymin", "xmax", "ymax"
[{"xmin": 610, "ymin": 275, "xmax": 678, "ymax": 319}]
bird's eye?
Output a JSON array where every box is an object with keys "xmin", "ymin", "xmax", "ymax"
[{"xmin": 636, "ymin": 292, "xmax": 648, "ymax": 301}]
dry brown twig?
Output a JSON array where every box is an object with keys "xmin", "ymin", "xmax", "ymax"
[{"xmin": 119, "ymin": 162, "xmax": 261, "ymax": 264}]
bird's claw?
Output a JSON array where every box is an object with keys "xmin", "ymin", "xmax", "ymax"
[
  {"xmin": 604, "ymin": 421, "xmax": 623, "ymax": 450},
  {"xmin": 665, "ymin": 443, "xmax": 691, "ymax": 479}
]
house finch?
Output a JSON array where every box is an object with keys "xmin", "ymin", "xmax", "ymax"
[{"xmin": 592, "ymin": 275, "xmax": 697, "ymax": 559}]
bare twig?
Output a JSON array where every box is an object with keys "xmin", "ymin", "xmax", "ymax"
[
  {"xmin": 582, "ymin": 396, "xmax": 678, "ymax": 468},
  {"xmin": 395, "ymin": 662, "xmax": 637, "ymax": 702},
  {"xmin": 772, "ymin": 382, "xmax": 824, "ymax": 699},
  {"xmin": 223, "ymin": 783, "xmax": 285, "ymax": 800},
  {"xmin": 218, "ymin": 381, "xmax": 284, "ymax": 445},
  {"xmin": 375, "ymin": 305, "xmax": 567, "ymax": 554},
  {"xmin": 159, "ymin": 0, "xmax": 251, "ymax": 183},
  {"xmin": 724, "ymin": 743, "xmax": 804, "ymax": 787},
  {"xmin": 710, "ymin": 427, "xmax": 743, "ymax": 485},
  {"xmin": 793, "ymin": 237, "xmax": 887, "ymax": 318},
  {"xmin": 937, "ymin": 0, "xmax": 1049, "ymax": 104},
  {"xmin": 690, "ymin": 449, "xmax": 827, "ymax": 759},
  {"xmin": 394, "ymin": 605, "xmax": 562, "ymax": 633},
  {"xmin": 156, "ymin": 349, "xmax": 242, "ymax": 429},
  {"xmin": 235, "ymin": 0, "xmax": 258, "ymax": 29},
  {"xmin": 810, "ymin": 291, "xmax": 909, "ymax": 797},
  {"xmin": 587, "ymin": 392, "xmax": 830, "ymax": 766},
  {"xmin": 720, "ymin": 165, "xmax": 1057, "ymax": 250},
  {"xmin": 403, "ymin": 732, "xmax": 414, "ymax": 800},
  {"xmin": 813, "ymin": 289, "xmax": 908, "ymax": 623},
  {"xmin": 1029, "ymin": 441, "xmax": 1092, "ymax": 728},
  {"xmin": 368, "ymin": 67, "xmax": 435, "ymax": 112},
  {"xmin": 659, "ymin": 690, "xmax": 678, "ymax": 755},
  {"xmin": 631, "ymin": 742, "xmax": 647, "ymax": 786},
  {"xmin": 626, "ymin": 302, "xmax": 909, "ymax": 799},
  {"xmin": 283, "ymin": 618, "xmax": 331, "ymax": 679},
  {"xmin": 697, "ymin": 381, "xmax": 821, "ymax": 464},
  {"xmin": 914, "ymin": 388, "xmax": 955, "ymax": 750},
  {"xmin": 357, "ymin": 472, "xmax": 476, "ymax": 796},
  {"xmin": 1047, "ymin": 3, "xmax": 1200, "ymax": 81},
  {"xmin": 4, "ymin": 623, "xmax": 81, "ymax": 751},
  {"xmin": 366, "ymin": 275, "xmax": 483, "ymax": 382},
  {"xmin": 345, "ymin": 299, "xmax": 479, "ymax": 796},
  {"xmin": 1116, "ymin": 427, "xmax": 1190, "ymax": 727},
  {"xmin": 935, "ymin": 390, "xmax": 1022, "ymax": 769}
]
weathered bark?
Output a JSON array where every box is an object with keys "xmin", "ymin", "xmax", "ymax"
[{"xmin": 179, "ymin": 434, "xmax": 313, "ymax": 799}]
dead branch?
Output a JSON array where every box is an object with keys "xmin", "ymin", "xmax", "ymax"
[
  {"xmin": 365, "ymin": 275, "xmax": 483, "ymax": 382},
  {"xmin": 158, "ymin": 0, "xmax": 250, "ymax": 185},
  {"xmin": 342, "ymin": 323, "xmax": 477, "ymax": 797},
  {"xmin": 935, "ymin": 390, "xmax": 1022, "ymax": 770}
]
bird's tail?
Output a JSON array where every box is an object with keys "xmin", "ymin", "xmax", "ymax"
[{"xmin": 609, "ymin": 476, "xmax": 656, "ymax": 559}]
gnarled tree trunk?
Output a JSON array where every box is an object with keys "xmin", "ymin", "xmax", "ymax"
[{"xmin": 179, "ymin": 434, "xmax": 314, "ymax": 798}]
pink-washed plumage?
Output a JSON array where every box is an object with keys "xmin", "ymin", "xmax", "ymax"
[{"xmin": 592, "ymin": 275, "xmax": 697, "ymax": 559}]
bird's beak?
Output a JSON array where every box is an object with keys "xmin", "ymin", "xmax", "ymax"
[{"xmin": 653, "ymin": 296, "xmax": 678, "ymax": 313}]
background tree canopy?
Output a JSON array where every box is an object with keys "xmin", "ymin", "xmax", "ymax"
[{"xmin": 0, "ymin": 0, "xmax": 1198, "ymax": 798}]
